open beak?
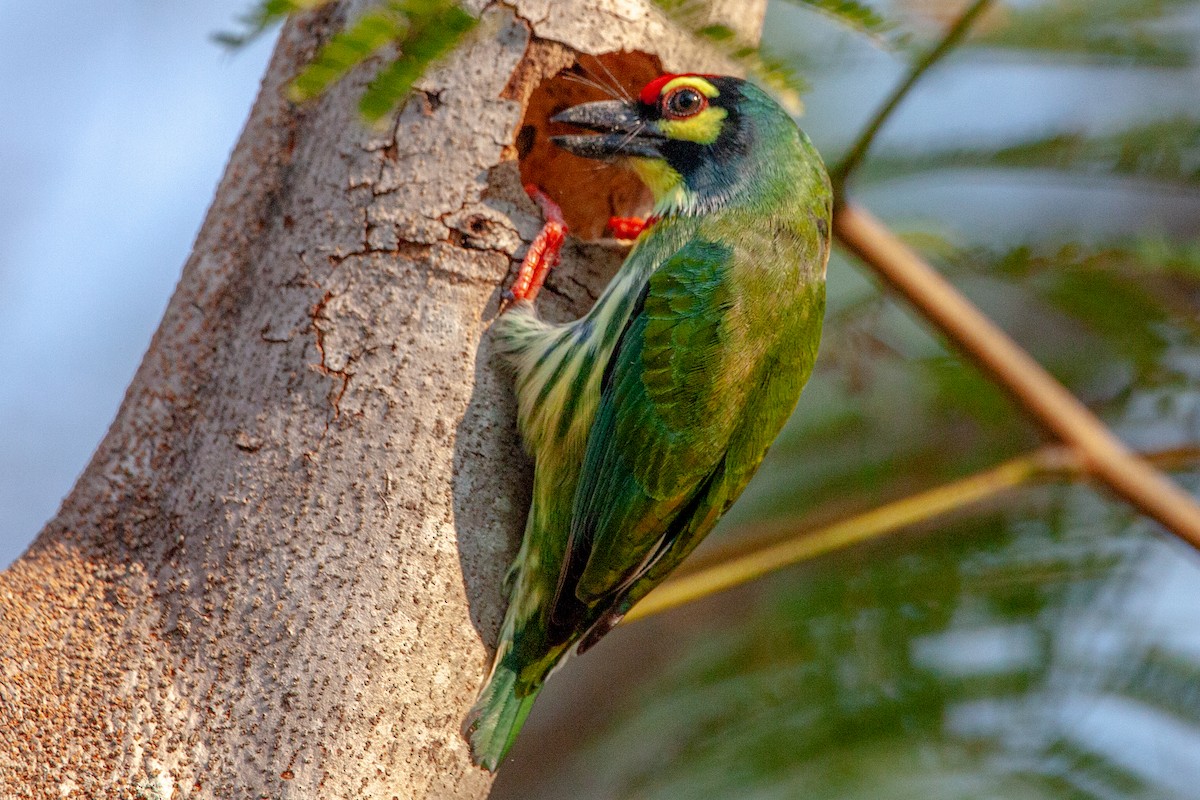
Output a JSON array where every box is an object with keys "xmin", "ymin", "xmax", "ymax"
[{"xmin": 549, "ymin": 100, "xmax": 666, "ymax": 160}]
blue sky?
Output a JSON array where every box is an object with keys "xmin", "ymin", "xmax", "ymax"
[{"xmin": 0, "ymin": 3, "xmax": 274, "ymax": 565}]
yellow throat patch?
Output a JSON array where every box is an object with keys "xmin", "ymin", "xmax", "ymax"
[{"xmin": 631, "ymin": 159, "xmax": 684, "ymax": 199}]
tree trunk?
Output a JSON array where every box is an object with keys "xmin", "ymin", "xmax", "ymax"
[{"xmin": 0, "ymin": 1, "xmax": 763, "ymax": 796}]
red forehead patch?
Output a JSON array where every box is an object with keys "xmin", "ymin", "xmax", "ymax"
[
  {"xmin": 638, "ymin": 74, "xmax": 678, "ymax": 104},
  {"xmin": 638, "ymin": 73, "xmax": 718, "ymax": 105}
]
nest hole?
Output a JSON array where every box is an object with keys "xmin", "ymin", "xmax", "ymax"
[{"xmin": 513, "ymin": 51, "xmax": 664, "ymax": 241}]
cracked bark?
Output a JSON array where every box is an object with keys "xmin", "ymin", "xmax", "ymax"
[{"xmin": 0, "ymin": 1, "xmax": 764, "ymax": 797}]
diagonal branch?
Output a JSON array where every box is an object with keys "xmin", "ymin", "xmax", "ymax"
[
  {"xmin": 831, "ymin": 0, "xmax": 994, "ymax": 198},
  {"xmin": 834, "ymin": 203, "xmax": 1200, "ymax": 550},
  {"xmin": 817, "ymin": 0, "xmax": 1198, "ymax": 549},
  {"xmin": 627, "ymin": 444, "xmax": 1200, "ymax": 622}
]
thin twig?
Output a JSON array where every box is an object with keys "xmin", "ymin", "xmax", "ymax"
[
  {"xmin": 626, "ymin": 445, "xmax": 1200, "ymax": 622},
  {"xmin": 834, "ymin": 203, "xmax": 1200, "ymax": 549},
  {"xmin": 831, "ymin": 0, "xmax": 994, "ymax": 200}
]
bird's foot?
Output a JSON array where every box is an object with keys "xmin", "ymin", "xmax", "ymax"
[
  {"xmin": 606, "ymin": 215, "xmax": 659, "ymax": 241},
  {"xmin": 501, "ymin": 185, "xmax": 567, "ymax": 313}
]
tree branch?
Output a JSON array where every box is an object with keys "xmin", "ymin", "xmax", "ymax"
[
  {"xmin": 831, "ymin": 0, "xmax": 994, "ymax": 199},
  {"xmin": 834, "ymin": 203, "xmax": 1200, "ymax": 549},
  {"xmin": 627, "ymin": 445, "xmax": 1200, "ymax": 622}
]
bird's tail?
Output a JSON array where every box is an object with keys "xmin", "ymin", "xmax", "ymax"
[{"xmin": 462, "ymin": 660, "xmax": 542, "ymax": 771}]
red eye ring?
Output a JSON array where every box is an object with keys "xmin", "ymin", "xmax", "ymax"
[{"xmin": 661, "ymin": 86, "xmax": 708, "ymax": 120}]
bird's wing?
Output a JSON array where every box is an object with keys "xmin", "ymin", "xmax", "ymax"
[{"xmin": 552, "ymin": 238, "xmax": 747, "ymax": 613}]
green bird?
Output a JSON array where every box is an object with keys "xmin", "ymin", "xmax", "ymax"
[{"xmin": 464, "ymin": 73, "xmax": 832, "ymax": 770}]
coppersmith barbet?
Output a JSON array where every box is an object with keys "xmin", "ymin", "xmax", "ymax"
[{"xmin": 464, "ymin": 73, "xmax": 832, "ymax": 769}]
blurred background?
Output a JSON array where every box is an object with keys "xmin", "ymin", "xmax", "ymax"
[{"xmin": 3, "ymin": 1, "xmax": 1200, "ymax": 797}]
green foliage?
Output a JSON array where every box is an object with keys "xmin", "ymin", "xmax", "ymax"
[
  {"xmin": 287, "ymin": 4, "xmax": 413, "ymax": 103},
  {"xmin": 223, "ymin": 0, "xmax": 476, "ymax": 122},
  {"xmin": 975, "ymin": 0, "xmax": 1199, "ymax": 66},
  {"xmin": 1121, "ymin": 646, "xmax": 1200, "ymax": 727},
  {"xmin": 863, "ymin": 118, "xmax": 1200, "ymax": 187},
  {"xmin": 774, "ymin": 0, "xmax": 898, "ymax": 43},
  {"xmin": 1135, "ymin": 233, "xmax": 1200, "ymax": 279},
  {"xmin": 581, "ymin": 505, "xmax": 1172, "ymax": 799},
  {"xmin": 953, "ymin": 242, "xmax": 1199, "ymax": 387},
  {"xmin": 214, "ymin": 0, "xmax": 333, "ymax": 48}
]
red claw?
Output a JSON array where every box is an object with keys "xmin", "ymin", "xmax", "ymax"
[
  {"xmin": 606, "ymin": 215, "xmax": 659, "ymax": 241},
  {"xmin": 503, "ymin": 185, "xmax": 568, "ymax": 311}
]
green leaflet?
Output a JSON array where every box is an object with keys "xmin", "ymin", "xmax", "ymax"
[
  {"xmin": 773, "ymin": 0, "xmax": 897, "ymax": 43},
  {"xmin": 861, "ymin": 118, "xmax": 1200, "ymax": 187},
  {"xmin": 974, "ymin": 0, "xmax": 1199, "ymax": 66},
  {"xmin": 287, "ymin": 5, "xmax": 413, "ymax": 103},
  {"xmin": 214, "ymin": 0, "xmax": 333, "ymax": 48},
  {"xmin": 220, "ymin": 0, "xmax": 476, "ymax": 123}
]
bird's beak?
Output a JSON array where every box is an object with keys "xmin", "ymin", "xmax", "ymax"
[{"xmin": 549, "ymin": 100, "xmax": 666, "ymax": 160}]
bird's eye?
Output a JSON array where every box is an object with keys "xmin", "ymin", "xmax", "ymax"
[{"xmin": 662, "ymin": 87, "xmax": 707, "ymax": 119}]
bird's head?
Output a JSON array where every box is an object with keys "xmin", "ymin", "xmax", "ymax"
[{"xmin": 550, "ymin": 73, "xmax": 813, "ymax": 216}]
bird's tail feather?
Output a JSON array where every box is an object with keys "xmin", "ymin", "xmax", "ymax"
[{"xmin": 463, "ymin": 661, "xmax": 541, "ymax": 771}]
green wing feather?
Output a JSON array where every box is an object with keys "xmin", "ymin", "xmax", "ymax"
[
  {"xmin": 557, "ymin": 231, "xmax": 826, "ymax": 635},
  {"xmin": 557, "ymin": 240, "xmax": 744, "ymax": 610}
]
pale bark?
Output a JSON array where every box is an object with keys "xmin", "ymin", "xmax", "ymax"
[{"xmin": 0, "ymin": 1, "xmax": 763, "ymax": 797}]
